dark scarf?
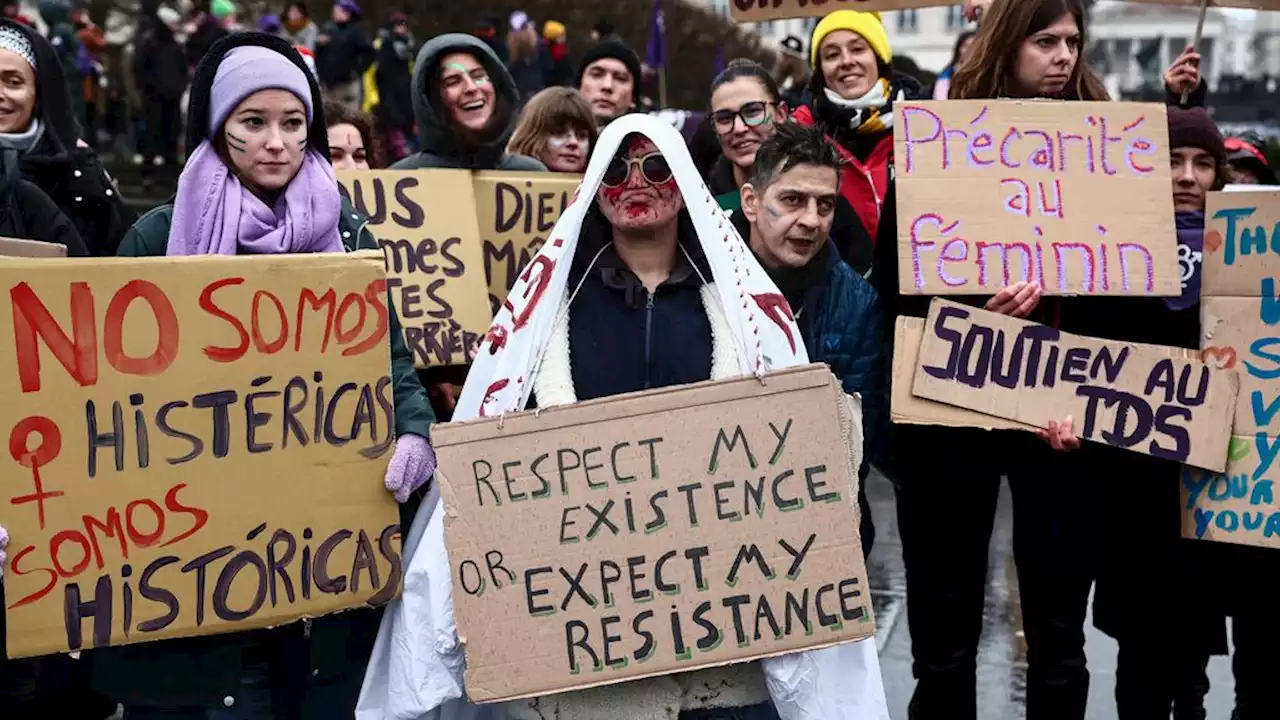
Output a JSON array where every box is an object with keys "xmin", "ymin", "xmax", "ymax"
[{"xmin": 1169, "ymin": 211, "xmax": 1204, "ymax": 312}]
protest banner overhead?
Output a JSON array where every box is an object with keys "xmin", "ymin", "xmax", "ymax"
[
  {"xmin": 910, "ymin": 298, "xmax": 1237, "ymax": 470},
  {"xmin": 894, "ymin": 100, "xmax": 1178, "ymax": 296},
  {"xmin": 1184, "ymin": 189, "xmax": 1280, "ymax": 548},
  {"xmin": 0, "ymin": 253, "xmax": 402, "ymax": 658},
  {"xmin": 433, "ymin": 365, "xmax": 874, "ymax": 702},
  {"xmin": 338, "ymin": 170, "xmax": 493, "ymax": 368},
  {"xmin": 730, "ymin": 0, "xmax": 955, "ymax": 23}
]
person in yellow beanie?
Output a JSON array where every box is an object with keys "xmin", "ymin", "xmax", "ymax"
[
  {"xmin": 791, "ymin": 9, "xmax": 920, "ymax": 253},
  {"xmin": 543, "ymin": 19, "xmax": 573, "ymax": 86}
]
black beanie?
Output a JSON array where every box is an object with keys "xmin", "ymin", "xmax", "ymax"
[
  {"xmin": 576, "ymin": 40, "xmax": 642, "ymax": 94},
  {"xmin": 1167, "ymin": 107, "xmax": 1226, "ymax": 169}
]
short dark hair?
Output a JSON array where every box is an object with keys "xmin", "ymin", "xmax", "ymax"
[
  {"xmin": 710, "ymin": 58, "xmax": 782, "ymax": 105},
  {"xmin": 747, "ymin": 123, "xmax": 840, "ymax": 192}
]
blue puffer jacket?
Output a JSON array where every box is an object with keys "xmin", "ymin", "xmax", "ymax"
[{"xmin": 799, "ymin": 246, "xmax": 885, "ymax": 478}]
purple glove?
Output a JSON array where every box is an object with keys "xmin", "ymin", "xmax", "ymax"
[
  {"xmin": 0, "ymin": 524, "xmax": 8, "ymax": 582},
  {"xmin": 384, "ymin": 433, "xmax": 436, "ymax": 503}
]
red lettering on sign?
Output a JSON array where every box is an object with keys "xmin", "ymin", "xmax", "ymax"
[
  {"xmin": 9, "ymin": 415, "xmax": 64, "ymax": 529},
  {"xmin": 200, "ymin": 277, "xmax": 250, "ymax": 362},
  {"xmin": 251, "ymin": 290, "xmax": 289, "ymax": 354},
  {"xmin": 7, "ymin": 545, "xmax": 57, "ymax": 609},
  {"xmin": 103, "ymin": 280, "xmax": 179, "ymax": 375},
  {"xmin": 11, "ymin": 281, "xmax": 98, "ymax": 393},
  {"xmin": 343, "ymin": 279, "xmax": 389, "ymax": 357},
  {"xmin": 296, "ymin": 288, "xmax": 336, "ymax": 352}
]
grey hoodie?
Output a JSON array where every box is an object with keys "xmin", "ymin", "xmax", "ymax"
[{"xmin": 391, "ymin": 33, "xmax": 546, "ymax": 171}]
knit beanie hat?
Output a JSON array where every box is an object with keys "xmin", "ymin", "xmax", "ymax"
[
  {"xmin": 543, "ymin": 20, "xmax": 566, "ymax": 43},
  {"xmin": 1167, "ymin": 106, "xmax": 1225, "ymax": 169},
  {"xmin": 208, "ymin": 45, "xmax": 314, "ymax": 135},
  {"xmin": 211, "ymin": 0, "xmax": 235, "ymax": 19},
  {"xmin": 810, "ymin": 10, "xmax": 890, "ymax": 67},
  {"xmin": 576, "ymin": 39, "xmax": 642, "ymax": 89}
]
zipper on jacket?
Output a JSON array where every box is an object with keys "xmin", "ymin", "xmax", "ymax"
[{"xmin": 643, "ymin": 290, "xmax": 655, "ymax": 390}]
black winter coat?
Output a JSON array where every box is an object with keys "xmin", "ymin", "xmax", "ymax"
[
  {"xmin": 134, "ymin": 20, "xmax": 189, "ymax": 101},
  {"xmin": 373, "ymin": 27, "xmax": 414, "ymax": 128},
  {"xmin": 317, "ymin": 20, "xmax": 374, "ymax": 86},
  {"xmin": 0, "ymin": 19, "xmax": 136, "ymax": 257}
]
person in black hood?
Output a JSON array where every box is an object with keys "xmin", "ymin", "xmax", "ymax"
[
  {"xmin": 391, "ymin": 33, "xmax": 544, "ymax": 170},
  {"xmin": 133, "ymin": 9, "xmax": 188, "ymax": 169},
  {"xmin": 315, "ymin": 0, "xmax": 373, "ymax": 108},
  {"xmin": 91, "ymin": 32, "xmax": 436, "ymax": 720},
  {"xmin": 373, "ymin": 11, "xmax": 414, "ymax": 159},
  {"xmin": 184, "ymin": 1, "xmax": 227, "ymax": 68},
  {"xmin": 0, "ymin": 19, "xmax": 135, "ymax": 256}
]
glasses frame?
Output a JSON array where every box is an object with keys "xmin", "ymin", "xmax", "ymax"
[
  {"xmin": 601, "ymin": 152, "xmax": 674, "ymax": 188},
  {"xmin": 711, "ymin": 101, "xmax": 775, "ymax": 136}
]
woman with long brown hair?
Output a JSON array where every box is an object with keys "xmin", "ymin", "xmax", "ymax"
[{"xmin": 506, "ymin": 86, "xmax": 597, "ymax": 173}]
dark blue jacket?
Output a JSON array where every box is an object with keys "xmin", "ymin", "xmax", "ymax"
[{"xmin": 566, "ymin": 211, "xmax": 714, "ymax": 400}]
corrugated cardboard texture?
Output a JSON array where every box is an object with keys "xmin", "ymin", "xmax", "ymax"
[
  {"xmin": 912, "ymin": 298, "xmax": 1237, "ymax": 471},
  {"xmin": 433, "ymin": 365, "xmax": 874, "ymax": 702},
  {"xmin": 731, "ymin": 0, "xmax": 955, "ymax": 23},
  {"xmin": 0, "ymin": 237, "xmax": 67, "ymax": 257},
  {"xmin": 338, "ymin": 170, "xmax": 493, "ymax": 367},
  {"xmin": 473, "ymin": 172, "xmax": 580, "ymax": 315},
  {"xmin": 893, "ymin": 100, "xmax": 1178, "ymax": 296},
  {"xmin": 1186, "ymin": 190, "xmax": 1280, "ymax": 547},
  {"xmin": 891, "ymin": 316, "xmax": 1029, "ymax": 431},
  {"xmin": 0, "ymin": 253, "xmax": 402, "ymax": 658}
]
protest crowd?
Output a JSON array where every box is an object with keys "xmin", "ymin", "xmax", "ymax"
[{"xmin": 0, "ymin": 0, "xmax": 1277, "ymax": 718}]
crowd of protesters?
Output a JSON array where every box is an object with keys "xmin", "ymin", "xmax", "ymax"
[{"xmin": 0, "ymin": 0, "xmax": 1276, "ymax": 718}]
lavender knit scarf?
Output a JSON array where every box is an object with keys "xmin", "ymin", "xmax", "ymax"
[{"xmin": 166, "ymin": 140, "xmax": 344, "ymax": 256}]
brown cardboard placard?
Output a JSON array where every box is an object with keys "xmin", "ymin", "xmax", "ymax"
[
  {"xmin": 434, "ymin": 365, "xmax": 874, "ymax": 702},
  {"xmin": 473, "ymin": 172, "xmax": 580, "ymax": 315},
  {"xmin": 0, "ymin": 237, "xmax": 67, "ymax": 257},
  {"xmin": 1184, "ymin": 190, "xmax": 1280, "ymax": 547},
  {"xmin": 894, "ymin": 100, "xmax": 1178, "ymax": 296},
  {"xmin": 730, "ymin": 0, "xmax": 956, "ymax": 23},
  {"xmin": 0, "ymin": 253, "xmax": 403, "ymax": 658},
  {"xmin": 891, "ymin": 316, "xmax": 1029, "ymax": 430},
  {"xmin": 338, "ymin": 170, "xmax": 493, "ymax": 367},
  {"xmin": 911, "ymin": 298, "xmax": 1237, "ymax": 470}
]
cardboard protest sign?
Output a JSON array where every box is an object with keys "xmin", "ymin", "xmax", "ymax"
[
  {"xmin": 338, "ymin": 170, "xmax": 492, "ymax": 367},
  {"xmin": 473, "ymin": 172, "xmax": 580, "ymax": 314},
  {"xmin": 912, "ymin": 298, "xmax": 1237, "ymax": 470},
  {"xmin": 434, "ymin": 365, "xmax": 874, "ymax": 702},
  {"xmin": 0, "ymin": 253, "xmax": 403, "ymax": 658},
  {"xmin": 1183, "ymin": 189, "xmax": 1280, "ymax": 548},
  {"xmin": 731, "ymin": 0, "xmax": 955, "ymax": 23},
  {"xmin": 0, "ymin": 238, "xmax": 67, "ymax": 257},
  {"xmin": 894, "ymin": 100, "xmax": 1178, "ymax": 296},
  {"xmin": 891, "ymin": 316, "xmax": 1029, "ymax": 430}
]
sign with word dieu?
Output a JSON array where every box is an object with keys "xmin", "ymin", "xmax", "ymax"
[
  {"xmin": 338, "ymin": 170, "xmax": 492, "ymax": 367},
  {"xmin": 473, "ymin": 172, "xmax": 580, "ymax": 316},
  {"xmin": 894, "ymin": 100, "xmax": 1178, "ymax": 296},
  {"xmin": 0, "ymin": 253, "xmax": 403, "ymax": 658},
  {"xmin": 730, "ymin": 0, "xmax": 955, "ymax": 23},
  {"xmin": 434, "ymin": 365, "xmax": 874, "ymax": 702},
  {"xmin": 1184, "ymin": 189, "xmax": 1280, "ymax": 548},
  {"xmin": 912, "ymin": 298, "xmax": 1237, "ymax": 470}
]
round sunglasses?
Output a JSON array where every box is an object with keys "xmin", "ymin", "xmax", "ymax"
[{"xmin": 601, "ymin": 152, "xmax": 674, "ymax": 188}]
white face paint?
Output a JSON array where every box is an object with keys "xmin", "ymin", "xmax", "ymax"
[{"xmin": 540, "ymin": 128, "xmax": 591, "ymax": 173}]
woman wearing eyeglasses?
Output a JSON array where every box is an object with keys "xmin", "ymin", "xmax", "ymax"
[{"xmin": 707, "ymin": 58, "xmax": 872, "ymax": 276}]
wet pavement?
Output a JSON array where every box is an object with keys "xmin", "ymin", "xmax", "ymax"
[{"xmin": 863, "ymin": 468, "xmax": 1237, "ymax": 720}]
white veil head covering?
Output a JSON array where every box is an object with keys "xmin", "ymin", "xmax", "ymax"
[
  {"xmin": 358, "ymin": 114, "xmax": 887, "ymax": 720},
  {"xmin": 454, "ymin": 112, "xmax": 809, "ymax": 421}
]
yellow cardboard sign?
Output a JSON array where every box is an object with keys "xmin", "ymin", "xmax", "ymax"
[
  {"xmin": 473, "ymin": 172, "xmax": 581, "ymax": 315},
  {"xmin": 0, "ymin": 253, "xmax": 402, "ymax": 658},
  {"xmin": 894, "ymin": 100, "xmax": 1178, "ymax": 296},
  {"xmin": 339, "ymin": 170, "xmax": 493, "ymax": 367}
]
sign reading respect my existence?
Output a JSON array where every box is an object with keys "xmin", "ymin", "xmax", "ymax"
[
  {"xmin": 894, "ymin": 100, "xmax": 1178, "ymax": 296},
  {"xmin": 434, "ymin": 365, "xmax": 874, "ymax": 702},
  {"xmin": 911, "ymin": 298, "xmax": 1238, "ymax": 471},
  {"xmin": 0, "ymin": 253, "xmax": 403, "ymax": 658},
  {"xmin": 339, "ymin": 170, "xmax": 493, "ymax": 367},
  {"xmin": 473, "ymin": 172, "xmax": 580, "ymax": 315},
  {"xmin": 1184, "ymin": 189, "xmax": 1280, "ymax": 548}
]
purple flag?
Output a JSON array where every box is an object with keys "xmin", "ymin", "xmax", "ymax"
[{"xmin": 645, "ymin": 0, "xmax": 665, "ymax": 69}]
